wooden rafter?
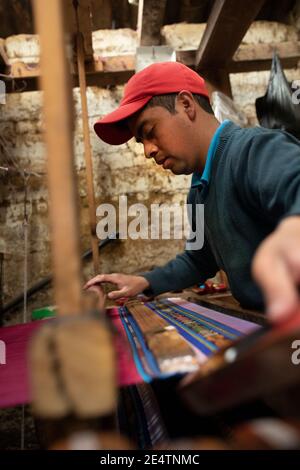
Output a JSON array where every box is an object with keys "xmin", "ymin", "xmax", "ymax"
[
  {"xmin": 195, "ymin": 0, "xmax": 266, "ymax": 71},
  {"xmin": 6, "ymin": 40, "xmax": 300, "ymax": 92},
  {"xmin": 137, "ymin": 0, "xmax": 167, "ymax": 46},
  {"xmin": 66, "ymin": 0, "xmax": 93, "ymax": 61},
  {"xmin": 231, "ymin": 41, "xmax": 300, "ymax": 72},
  {"xmin": 182, "ymin": 41, "xmax": 300, "ymax": 72}
]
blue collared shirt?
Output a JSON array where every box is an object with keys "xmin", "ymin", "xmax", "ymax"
[{"xmin": 191, "ymin": 120, "xmax": 231, "ymax": 191}]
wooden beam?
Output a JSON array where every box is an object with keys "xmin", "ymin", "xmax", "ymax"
[
  {"xmin": 5, "ymin": 41, "xmax": 300, "ymax": 92},
  {"xmin": 0, "ymin": 0, "xmax": 34, "ymax": 37},
  {"xmin": 204, "ymin": 69, "xmax": 233, "ymax": 98},
  {"xmin": 137, "ymin": 0, "xmax": 167, "ymax": 46},
  {"xmin": 91, "ymin": 0, "xmax": 113, "ymax": 29},
  {"xmin": 32, "ymin": 0, "xmax": 83, "ymax": 316},
  {"xmin": 66, "ymin": 0, "xmax": 93, "ymax": 61},
  {"xmin": 230, "ymin": 41, "xmax": 300, "ymax": 72},
  {"xmin": 9, "ymin": 55, "xmax": 136, "ymax": 79},
  {"xmin": 229, "ymin": 56, "xmax": 299, "ymax": 74},
  {"xmin": 195, "ymin": 0, "xmax": 266, "ymax": 71},
  {"xmin": 181, "ymin": 41, "xmax": 300, "ymax": 73}
]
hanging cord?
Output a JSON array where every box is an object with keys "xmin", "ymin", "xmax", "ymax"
[
  {"xmin": 0, "ymin": 133, "xmax": 20, "ymax": 173},
  {"xmin": 20, "ymin": 171, "xmax": 31, "ymax": 450},
  {"xmin": 0, "ymin": 116, "xmax": 43, "ymax": 448},
  {"xmin": 22, "ymin": 172, "xmax": 31, "ymax": 324}
]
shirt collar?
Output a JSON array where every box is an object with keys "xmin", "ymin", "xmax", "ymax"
[{"xmin": 191, "ymin": 120, "xmax": 231, "ymax": 189}]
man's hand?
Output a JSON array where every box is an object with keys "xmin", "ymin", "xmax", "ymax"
[
  {"xmin": 84, "ymin": 273, "xmax": 150, "ymax": 300},
  {"xmin": 252, "ymin": 216, "xmax": 300, "ymax": 323},
  {"xmin": 84, "ymin": 284, "xmax": 106, "ymax": 311}
]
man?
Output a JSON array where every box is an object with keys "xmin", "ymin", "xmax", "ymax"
[{"xmin": 86, "ymin": 62, "xmax": 300, "ymax": 323}]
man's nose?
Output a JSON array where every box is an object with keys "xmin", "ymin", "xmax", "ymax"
[{"xmin": 144, "ymin": 141, "xmax": 158, "ymax": 159}]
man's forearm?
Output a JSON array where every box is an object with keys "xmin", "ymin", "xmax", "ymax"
[{"xmin": 142, "ymin": 249, "xmax": 217, "ymax": 296}]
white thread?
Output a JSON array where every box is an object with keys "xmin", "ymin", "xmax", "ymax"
[{"xmin": 21, "ymin": 174, "xmax": 30, "ymax": 450}]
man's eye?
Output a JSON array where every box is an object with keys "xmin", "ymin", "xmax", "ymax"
[
  {"xmin": 146, "ymin": 127, "xmax": 155, "ymax": 139},
  {"xmin": 136, "ymin": 126, "xmax": 155, "ymax": 143}
]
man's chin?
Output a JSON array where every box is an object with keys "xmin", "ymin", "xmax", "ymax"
[{"xmin": 170, "ymin": 166, "xmax": 192, "ymax": 175}]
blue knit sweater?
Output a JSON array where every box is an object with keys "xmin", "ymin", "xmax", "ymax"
[{"xmin": 143, "ymin": 122, "xmax": 300, "ymax": 310}]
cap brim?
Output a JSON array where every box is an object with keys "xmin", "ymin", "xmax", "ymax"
[{"xmin": 94, "ymin": 96, "xmax": 152, "ymax": 145}]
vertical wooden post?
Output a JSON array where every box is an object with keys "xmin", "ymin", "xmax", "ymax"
[
  {"xmin": 137, "ymin": 0, "xmax": 167, "ymax": 46},
  {"xmin": 203, "ymin": 68, "xmax": 233, "ymax": 100},
  {"xmin": 76, "ymin": 31, "xmax": 100, "ymax": 274},
  {"xmin": 32, "ymin": 0, "xmax": 83, "ymax": 316}
]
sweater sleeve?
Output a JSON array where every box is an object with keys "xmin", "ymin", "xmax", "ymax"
[
  {"xmin": 142, "ymin": 238, "xmax": 219, "ymax": 296},
  {"xmin": 234, "ymin": 128, "xmax": 300, "ymax": 223}
]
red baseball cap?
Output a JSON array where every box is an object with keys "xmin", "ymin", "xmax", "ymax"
[{"xmin": 94, "ymin": 61, "xmax": 209, "ymax": 145}]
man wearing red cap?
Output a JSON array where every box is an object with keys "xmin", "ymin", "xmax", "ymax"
[{"xmin": 86, "ymin": 62, "xmax": 300, "ymax": 323}]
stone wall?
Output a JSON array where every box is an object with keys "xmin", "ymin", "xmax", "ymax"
[
  {"xmin": 1, "ymin": 21, "xmax": 300, "ymax": 322},
  {"xmin": 162, "ymin": 20, "xmax": 300, "ymax": 124}
]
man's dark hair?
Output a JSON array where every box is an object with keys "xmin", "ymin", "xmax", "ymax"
[{"xmin": 145, "ymin": 93, "xmax": 214, "ymax": 115}]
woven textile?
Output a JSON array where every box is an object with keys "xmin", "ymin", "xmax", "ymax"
[{"xmin": 0, "ymin": 299, "xmax": 260, "ymax": 408}]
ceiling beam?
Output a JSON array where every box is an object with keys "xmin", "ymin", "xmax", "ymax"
[
  {"xmin": 195, "ymin": 0, "xmax": 266, "ymax": 71},
  {"xmin": 5, "ymin": 41, "xmax": 300, "ymax": 92},
  {"xmin": 230, "ymin": 41, "xmax": 300, "ymax": 72},
  {"xmin": 137, "ymin": 0, "xmax": 167, "ymax": 46},
  {"xmin": 66, "ymin": 0, "xmax": 93, "ymax": 61},
  {"xmin": 204, "ymin": 69, "xmax": 232, "ymax": 98},
  {"xmin": 181, "ymin": 41, "xmax": 300, "ymax": 72}
]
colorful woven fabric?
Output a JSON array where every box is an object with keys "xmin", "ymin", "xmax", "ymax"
[
  {"xmin": 0, "ymin": 311, "xmax": 143, "ymax": 409},
  {"xmin": 147, "ymin": 298, "xmax": 259, "ymax": 354},
  {"xmin": 116, "ymin": 298, "xmax": 260, "ymax": 381},
  {"xmin": 0, "ymin": 321, "xmax": 42, "ymax": 408},
  {"xmin": 0, "ymin": 299, "xmax": 260, "ymax": 409},
  {"xmin": 106, "ymin": 307, "xmax": 143, "ymax": 385}
]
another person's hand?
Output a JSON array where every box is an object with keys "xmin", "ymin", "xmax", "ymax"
[
  {"xmin": 252, "ymin": 216, "xmax": 300, "ymax": 323},
  {"xmin": 84, "ymin": 273, "xmax": 150, "ymax": 300}
]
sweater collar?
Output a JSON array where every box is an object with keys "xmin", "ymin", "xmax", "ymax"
[{"xmin": 191, "ymin": 119, "xmax": 232, "ymax": 189}]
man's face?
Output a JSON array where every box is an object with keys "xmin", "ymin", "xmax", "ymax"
[{"xmin": 127, "ymin": 97, "xmax": 201, "ymax": 175}]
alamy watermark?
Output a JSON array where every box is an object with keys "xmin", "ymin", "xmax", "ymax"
[
  {"xmin": 96, "ymin": 195, "xmax": 204, "ymax": 250},
  {"xmin": 291, "ymin": 80, "xmax": 300, "ymax": 104},
  {"xmin": 291, "ymin": 339, "xmax": 300, "ymax": 365}
]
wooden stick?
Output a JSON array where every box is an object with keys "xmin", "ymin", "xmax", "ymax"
[
  {"xmin": 76, "ymin": 31, "xmax": 100, "ymax": 274},
  {"xmin": 32, "ymin": 0, "xmax": 82, "ymax": 315}
]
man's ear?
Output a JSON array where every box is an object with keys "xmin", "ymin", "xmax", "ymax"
[{"xmin": 176, "ymin": 90, "xmax": 197, "ymax": 121}]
